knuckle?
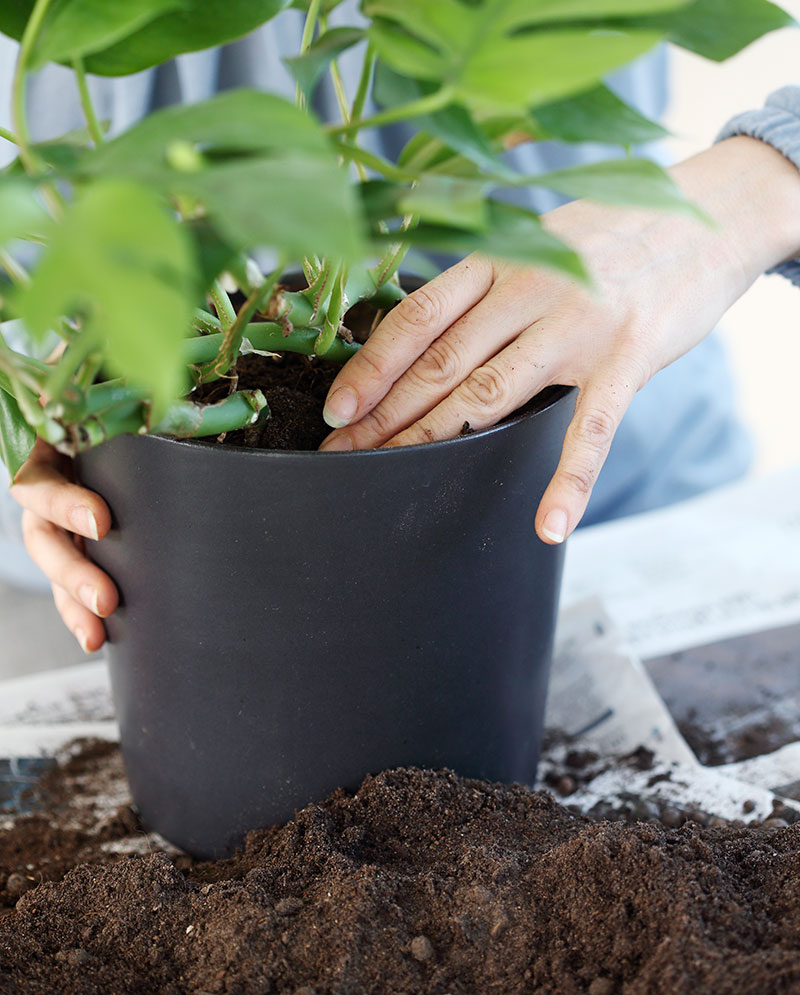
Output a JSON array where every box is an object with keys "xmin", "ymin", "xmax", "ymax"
[
  {"xmin": 394, "ymin": 286, "xmax": 444, "ymax": 335},
  {"xmin": 610, "ymin": 345, "xmax": 652, "ymax": 393},
  {"xmin": 396, "ymin": 422, "xmax": 436, "ymax": 447},
  {"xmin": 413, "ymin": 337, "xmax": 463, "ymax": 387},
  {"xmin": 361, "ymin": 402, "xmax": 396, "ymax": 440},
  {"xmin": 559, "ymin": 465, "xmax": 595, "ymax": 497},
  {"xmin": 20, "ymin": 510, "xmax": 36, "ymax": 545},
  {"xmin": 460, "ymin": 365, "xmax": 511, "ymax": 415},
  {"xmin": 574, "ymin": 406, "xmax": 617, "ymax": 452},
  {"xmin": 354, "ymin": 345, "xmax": 389, "ymax": 383},
  {"xmin": 21, "ymin": 509, "xmax": 47, "ymax": 544}
]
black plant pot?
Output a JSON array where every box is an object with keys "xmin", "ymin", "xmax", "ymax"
[{"xmin": 77, "ymin": 384, "xmax": 575, "ymax": 858}]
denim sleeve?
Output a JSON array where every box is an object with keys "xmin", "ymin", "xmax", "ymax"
[{"xmin": 716, "ymin": 85, "xmax": 800, "ymax": 287}]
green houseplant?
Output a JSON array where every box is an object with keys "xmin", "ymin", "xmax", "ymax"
[
  {"xmin": 0, "ymin": 0, "xmax": 793, "ymax": 857},
  {"xmin": 0, "ymin": 0, "xmax": 792, "ymax": 467}
]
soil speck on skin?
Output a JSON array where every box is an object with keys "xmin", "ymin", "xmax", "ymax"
[{"xmin": 3, "ymin": 742, "xmax": 800, "ymax": 993}]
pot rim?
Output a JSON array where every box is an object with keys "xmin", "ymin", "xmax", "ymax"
[{"xmin": 132, "ymin": 384, "xmax": 575, "ymax": 460}]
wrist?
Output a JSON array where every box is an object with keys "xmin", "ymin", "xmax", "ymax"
[{"xmin": 670, "ymin": 136, "xmax": 800, "ymax": 290}]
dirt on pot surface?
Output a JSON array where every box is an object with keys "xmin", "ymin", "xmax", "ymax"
[{"xmin": 3, "ymin": 742, "xmax": 800, "ymax": 994}]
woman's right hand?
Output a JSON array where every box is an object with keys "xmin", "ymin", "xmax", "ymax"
[{"xmin": 10, "ymin": 438, "xmax": 118, "ymax": 653}]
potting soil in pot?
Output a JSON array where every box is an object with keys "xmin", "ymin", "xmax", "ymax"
[
  {"xmin": 2, "ymin": 741, "xmax": 800, "ymax": 994},
  {"xmin": 193, "ymin": 352, "xmax": 341, "ymax": 451}
]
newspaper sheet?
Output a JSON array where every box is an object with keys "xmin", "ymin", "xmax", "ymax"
[
  {"xmin": 562, "ymin": 465, "xmax": 800, "ymax": 660},
  {"xmin": 545, "ymin": 600, "xmax": 800, "ymax": 822}
]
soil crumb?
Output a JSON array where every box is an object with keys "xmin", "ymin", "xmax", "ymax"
[{"xmin": 3, "ymin": 742, "xmax": 800, "ymax": 994}]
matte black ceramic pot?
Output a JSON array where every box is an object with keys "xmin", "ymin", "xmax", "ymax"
[{"xmin": 77, "ymin": 384, "xmax": 576, "ymax": 858}]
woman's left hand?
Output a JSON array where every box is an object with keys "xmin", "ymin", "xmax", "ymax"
[{"xmin": 319, "ymin": 137, "xmax": 800, "ymax": 543}]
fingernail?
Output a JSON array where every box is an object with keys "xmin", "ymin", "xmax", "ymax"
[
  {"xmin": 541, "ymin": 509, "xmax": 568, "ymax": 544},
  {"xmin": 319, "ymin": 434, "xmax": 354, "ymax": 453},
  {"xmin": 323, "ymin": 386, "xmax": 358, "ymax": 428},
  {"xmin": 69, "ymin": 506, "xmax": 99, "ymax": 541},
  {"xmin": 78, "ymin": 584, "xmax": 100, "ymax": 615},
  {"xmin": 75, "ymin": 627, "xmax": 90, "ymax": 654}
]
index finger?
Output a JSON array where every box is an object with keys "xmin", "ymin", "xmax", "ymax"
[
  {"xmin": 11, "ymin": 439, "xmax": 111, "ymax": 541},
  {"xmin": 322, "ymin": 255, "xmax": 494, "ymax": 429}
]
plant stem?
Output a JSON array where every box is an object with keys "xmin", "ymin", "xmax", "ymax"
[
  {"xmin": 197, "ymin": 260, "xmax": 286, "ymax": 382},
  {"xmin": 0, "ymin": 328, "xmax": 50, "ymax": 391},
  {"xmin": 371, "ymin": 212, "xmax": 418, "ymax": 289},
  {"xmin": 0, "ymin": 125, "xmax": 18, "ymax": 146},
  {"xmin": 184, "ymin": 323, "xmax": 360, "ymax": 366},
  {"xmin": 0, "ymin": 251, "xmax": 30, "ymax": 287},
  {"xmin": 315, "ymin": 264, "xmax": 347, "ymax": 356},
  {"xmin": 53, "ymin": 384, "xmax": 271, "ymax": 454},
  {"xmin": 350, "ymin": 42, "xmax": 375, "ymax": 125},
  {"xmin": 296, "ymin": 0, "xmax": 323, "ymax": 109},
  {"xmin": 210, "ymin": 280, "xmax": 236, "ymax": 329},
  {"xmin": 0, "ymin": 354, "xmax": 45, "ymax": 428},
  {"xmin": 327, "ymin": 88, "xmax": 454, "ymax": 136},
  {"xmin": 192, "ymin": 308, "xmax": 223, "ymax": 335},
  {"xmin": 12, "ymin": 0, "xmax": 54, "ymax": 175},
  {"xmin": 72, "ymin": 58, "xmax": 104, "ymax": 146},
  {"xmin": 331, "ymin": 142, "xmax": 415, "ymax": 183},
  {"xmin": 44, "ymin": 332, "xmax": 97, "ymax": 405},
  {"xmin": 326, "ymin": 36, "xmax": 351, "ymax": 124},
  {"xmin": 12, "ymin": 0, "xmax": 65, "ymax": 218},
  {"xmin": 306, "ymin": 260, "xmax": 335, "ymax": 322},
  {"xmin": 154, "ymin": 389, "xmax": 269, "ymax": 438}
]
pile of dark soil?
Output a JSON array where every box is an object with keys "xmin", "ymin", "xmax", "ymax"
[{"xmin": 3, "ymin": 742, "xmax": 800, "ymax": 994}]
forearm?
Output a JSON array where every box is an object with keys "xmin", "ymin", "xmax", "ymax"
[{"xmin": 670, "ymin": 135, "xmax": 800, "ymax": 291}]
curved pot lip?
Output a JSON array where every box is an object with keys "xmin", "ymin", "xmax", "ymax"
[{"xmin": 123, "ymin": 384, "xmax": 576, "ymax": 460}]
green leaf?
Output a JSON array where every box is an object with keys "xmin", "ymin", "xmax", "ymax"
[
  {"xmin": 368, "ymin": 22, "xmax": 443, "ymax": 80},
  {"xmin": 0, "ymin": 179, "xmax": 49, "ymax": 247},
  {"xmin": 620, "ymin": 0, "xmax": 795, "ymax": 61},
  {"xmin": 285, "ymin": 26, "xmax": 365, "ymax": 100},
  {"xmin": 0, "ymin": 383, "xmax": 36, "ymax": 481},
  {"xmin": 366, "ymin": 0, "xmax": 472, "ymax": 50},
  {"xmin": 178, "ymin": 156, "xmax": 364, "ymax": 262},
  {"xmin": 184, "ymin": 219, "xmax": 239, "ymax": 294},
  {"xmin": 365, "ymin": 0, "xmax": 664, "ymax": 113},
  {"xmin": 81, "ymin": 90, "xmax": 333, "ymax": 179},
  {"xmin": 495, "ymin": 0, "xmax": 690, "ymax": 30},
  {"xmin": 0, "ymin": 0, "xmax": 292, "ymax": 76},
  {"xmin": 289, "ymin": 0, "xmax": 344, "ymax": 9},
  {"xmin": 78, "ymin": 91, "xmax": 365, "ymax": 262},
  {"xmin": 399, "ymin": 176, "xmax": 490, "ymax": 230},
  {"xmin": 28, "ymin": 0, "xmax": 185, "ymax": 69},
  {"xmin": 458, "ymin": 28, "xmax": 664, "ymax": 112},
  {"xmin": 530, "ymin": 83, "xmax": 669, "ymax": 146},
  {"xmin": 382, "ymin": 202, "xmax": 588, "ymax": 279},
  {"xmin": 361, "ymin": 176, "xmax": 489, "ymax": 230},
  {"xmin": 375, "ymin": 63, "xmax": 514, "ymax": 178},
  {"xmin": 533, "ymin": 158, "xmax": 706, "ymax": 217},
  {"xmin": 1, "ymin": 125, "xmax": 99, "ymax": 177},
  {"xmin": 20, "ymin": 181, "xmax": 197, "ymax": 418}
]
